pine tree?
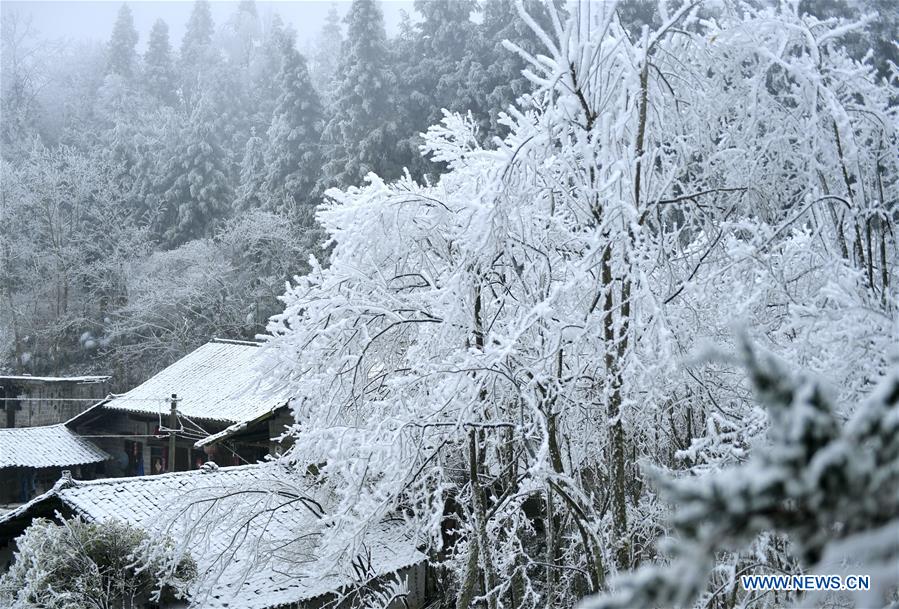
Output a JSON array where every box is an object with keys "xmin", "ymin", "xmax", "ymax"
[
  {"xmin": 107, "ymin": 4, "xmax": 139, "ymax": 80},
  {"xmin": 179, "ymin": 0, "xmax": 215, "ymax": 110},
  {"xmin": 264, "ymin": 45, "xmax": 324, "ymax": 218},
  {"xmin": 320, "ymin": 0, "xmax": 398, "ymax": 189},
  {"xmin": 861, "ymin": 0, "xmax": 899, "ymax": 81},
  {"xmin": 408, "ymin": 0, "xmax": 476, "ymax": 127},
  {"xmin": 222, "ymin": 0, "xmax": 260, "ymax": 70},
  {"xmin": 235, "ymin": 130, "xmax": 266, "ymax": 211},
  {"xmin": 392, "ymin": 0, "xmax": 477, "ymax": 179},
  {"xmin": 310, "ymin": 4, "xmax": 343, "ymax": 104},
  {"xmin": 455, "ymin": 0, "xmax": 554, "ymax": 139},
  {"xmin": 248, "ymin": 14, "xmax": 292, "ymax": 139},
  {"xmin": 159, "ymin": 91, "xmax": 232, "ymax": 246},
  {"xmin": 144, "ymin": 19, "xmax": 177, "ymax": 105}
]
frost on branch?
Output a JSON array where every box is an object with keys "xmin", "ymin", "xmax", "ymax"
[
  {"xmin": 584, "ymin": 342, "xmax": 899, "ymax": 609},
  {"xmin": 262, "ymin": 1, "xmax": 898, "ymax": 608},
  {"xmin": 0, "ymin": 517, "xmax": 195, "ymax": 609}
]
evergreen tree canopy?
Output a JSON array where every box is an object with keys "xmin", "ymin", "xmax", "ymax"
[
  {"xmin": 179, "ymin": 0, "xmax": 215, "ymax": 109},
  {"xmin": 264, "ymin": 44, "xmax": 324, "ymax": 217},
  {"xmin": 321, "ymin": 0, "xmax": 398, "ymax": 189},
  {"xmin": 235, "ymin": 130, "xmax": 265, "ymax": 212},
  {"xmin": 310, "ymin": 4, "xmax": 343, "ymax": 104},
  {"xmin": 247, "ymin": 14, "xmax": 292, "ymax": 138},
  {"xmin": 472, "ymin": 0, "xmax": 553, "ymax": 136},
  {"xmin": 391, "ymin": 0, "xmax": 478, "ymax": 179},
  {"xmin": 221, "ymin": 0, "xmax": 261, "ymax": 70},
  {"xmin": 159, "ymin": 91, "xmax": 232, "ymax": 246},
  {"xmin": 144, "ymin": 19, "xmax": 177, "ymax": 105},
  {"xmin": 107, "ymin": 3, "xmax": 139, "ymax": 79}
]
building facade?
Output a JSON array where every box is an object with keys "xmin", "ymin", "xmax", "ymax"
[
  {"xmin": 0, "ymin": 464, "xmax": 430, "ymax": 608},
  {"xmin": 0, "ymin": 424, "xmax": 109, "ymax": 504},
  {"xmin": 0, "ymin": 375, "xmax": 110, "ymax": 428},
  {"xmin": 66, "ymin": 339, "xmax": 291, "ymax": 477}
]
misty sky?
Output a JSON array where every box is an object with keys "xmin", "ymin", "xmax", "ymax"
[{"xmin": 2, "ymin": 1, "xmax": 416, "ymax": 50}]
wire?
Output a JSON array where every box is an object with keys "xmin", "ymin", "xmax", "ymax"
[
  {"xmin": 0, "ymin": 397, "xmax": 110, "ymax": 402},
  {"xmin": 0, "ymin": 396, "xmax": 287, "ymax": 404},
  {"xmin": 180, "ymin": 413, "xmax": 212, "ymax": 436},
  {"xmin": 75, "ymin": 434, "xmax": 168, "ymax": 439},
  {"xmin": 0, "ymin": 396, "xmax": 171, "ymax": 402},
  {"xmin": 181, "ymin": 412, "xmax": 253, "ymax": 466},
  {"xmin": 215, "ymin": 441, "xmax": 253, "ymax": 466}
]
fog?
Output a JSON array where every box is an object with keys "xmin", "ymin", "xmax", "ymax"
[{"xmin": 3, "ymin": 0, "xmax": 414, "ymax": 49}]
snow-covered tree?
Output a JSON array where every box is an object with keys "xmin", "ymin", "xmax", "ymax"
[
  {"xmin": 179, "ymin": 0, "xmax": 215, "ymax": 111},
  {"xmin": 0, "ymin": 145, "xmax": 146, "ymax": 374},
  {"xmin": 158, "ymin": 90, "xmax": 232, "ymax": 246},
  {"xmin": 219, "ymin": 0, "xmax": 261, "ymax": 70},
  {"xmin": 263, "ymin": 2, "xmax": 897, "ymax": 608},
  {"xmin": 263, "ymin": 43, "xmax": 324, "ymax": 218},
  {"xmin": 144, "ymin": 19, "xmax": 177, "ymax": 106},
  {"xmin": 106, "ymin": 3, "xmax": 139, "ymax": 80},
  {"xmin": 391, "ymin": 0, "xmax": 477, "ymax": 180},
  {"xmin": 246, "ymin": 13, "xmax": 292, "ymax": 137},
  {"xmin": 107, "ymin": 211, "xmax": 310, "ymax": 382},
  {"xmin": 235, "ymin": 129, "xmax": 266, "ymax": 212},
  {"xmin": 320, "ymin": 0, "xmax": 398, "ymax": 189},
  {"xmin": 467, "ymin": 0, "xmax": 553, "ymax": 137},
  {"xmin": 310, "ymin": 4, "xmax": 343, "ymax": 104},
  {"xmin": 1, "ymin": 12, "xmax": 48, "ymax": 158},
  {"xmin": 0, "ymin": 517, "xmax": 195, "ymax": 609},
  {"xmin": 583, "ymin": 340, "xmax": 899, "ymax": 609}
]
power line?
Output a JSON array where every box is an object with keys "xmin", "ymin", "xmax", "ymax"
[
  {"xmin": 0, "ymin": 396, "xmax": 287, "ymax": 405},
  {"xmin": 75, "ymin": 434, "xmax": 168, "ymax": 439},
  {"xmin": 0, "ymin": 397, "xmax": 112, "ymax": 402},
  {"xmin": 0, "ymin": 396, "xmax": 165, "ymax": 403}
]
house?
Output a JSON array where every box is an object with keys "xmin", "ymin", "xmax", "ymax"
[
  {"xmin": 0, "ymin": 374, "xmax": 109, "ymax": 428},
  {"xmin": 0, "ymin": 463, "xmax": 430, "ymax": 608},
  {"xmin": 66, "ymin": 339, "xmax": 292, "ymax": 477},
  {"xmin": 0, "ymin": 424, "xmax": 109, "ymax": 504},
  {"xmin": 194, "ymin": 404, "xmax": 294, "ymax": 456}
]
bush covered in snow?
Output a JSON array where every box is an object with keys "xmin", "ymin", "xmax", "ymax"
[{"xmin": 0, "ymin": 517, "xmax": 195, "ymax": 609}]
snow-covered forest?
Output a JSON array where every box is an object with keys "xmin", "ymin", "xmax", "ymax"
[
  {"xmin": 1, "ymin": 0, "xmax": 898, "ymax": 608},
  {"xmin": 1, "ymin": 0, "xmax": 553, "ymax": 386}
]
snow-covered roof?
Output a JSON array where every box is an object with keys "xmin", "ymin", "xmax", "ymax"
[
  {"xmin": 0, "ymin": 375, "xmax": 109, "ymax": 383},
  {"xmin": 193, "ymin": 405, "xmax": 285, "ymax": 448},
  {"xmin": 0, "ymin": 464, "xmax": 425, "ymax": 609},
  {"xmin": 0, "ymin": 424, "xmax": 109, "ymax": 469},
  {"xmin": 193, "ymin": 417, "xmax": 257, "ymax": 448},
  {"xmin": 86, "ymin": 339, "xmax": 291, "ymax": 425}
]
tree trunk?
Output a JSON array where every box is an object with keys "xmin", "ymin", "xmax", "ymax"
[{"xmin": 469, "ymin": 429, "xmax": 498, "ymax": 609}]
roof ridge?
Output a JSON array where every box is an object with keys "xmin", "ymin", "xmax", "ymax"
[
  {"xmin": 0, "ymin": 422, "xmax": 81, "ymax": 438},
  {"xmin": 211, "ymin": 337, "xmax": 265, "ymax": 347},
  {"xmin": 64, "ymin": 462, "xmax": 272, "ymax": 487},
  {"xmin": 0, "ymin": 374, "xmax": 110, "ymax": 382},
  {"xmin": 0, "ymin": 422, "xmax": 67, "ymax": 431}
]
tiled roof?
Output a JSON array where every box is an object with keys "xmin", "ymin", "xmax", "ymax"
[
  {"xmin": 0, "ymin": 464, "xmax": 425, "ymax": 609},
  {"xmin": 0, "ymin": 424, "xmax": 109, "ymax": 469},
  {"xmin": 93, "ymin": 339, "xmax": 291, "ymax": 425},
  {"xmin": 0, "ymin": 375, "xmax": 109, "ymax": 383},
  {"xmin": 193, "ymin": 406, "xmax": 283, "ymax": 448}
]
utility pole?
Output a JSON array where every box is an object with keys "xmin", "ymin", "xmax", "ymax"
[{"xmin": 168, "ymin": 393, "xmax": 179, "ymax": 473}]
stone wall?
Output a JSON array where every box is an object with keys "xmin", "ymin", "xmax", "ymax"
[{"xmin": 0, "ymin": 377, "xmax": 109, "ymax": 428}]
